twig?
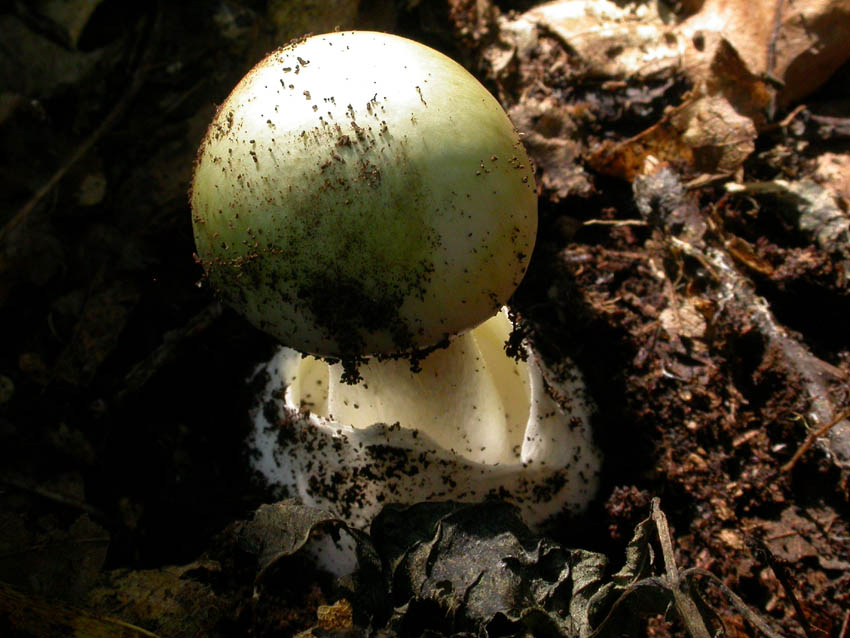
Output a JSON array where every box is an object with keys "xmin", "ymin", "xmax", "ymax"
[
  {"xmin": 759, "ymin": 104, "xmax": 807, "ymax": 134},
  {"xmin": 0, "ymin": 581, "xmax": 162, "ymax": 637},
  {"xmin": 650, "ymin": 499, "xmax": 713, "ymax": 638},
  {"xmin": 751, "ymin": 537, "xmax": 816, "ymax": 638},
  {"xmin": 583, "ymin": 219, "xmax": 648, "ymax": 227},
  {"xmin": 683, "ymin": 568, "xmax": 786, "ymax": 638},
  {"xmin": 0, "ymin": 475, "xmax": 120, "ymax": 528},
  {"xmin": 778, "ymin": 104, "xmax": 806, "ymax": 128},
  {"xmin": 669, "ymin": 225, "xmax": 850, "ymax": 469},
  {"xmin": 637, "ymin": 168, "xmax": 850, "ymax": 467},
  {"xmin": 809, "ymin": 114, "xmax": 850, "ymax": 139},
  {"xmin": 781, "ymin": 408, "xmax": 850, "ymax": 474}
]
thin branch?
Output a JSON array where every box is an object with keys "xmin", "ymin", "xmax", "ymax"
[
  {"xmin": 650, "ymin": 499, "xmax": 713, "ymax": 638},
  {"xmin": 751, "ymin": 537, "xmax": 816, "ymax": 638},
  {"xmin": 115, "ymin": 301, "xmax": 222, "ymax": 404},
  {"xmin": 669, "ymin": 234, "xmax": 850, "ymax": 468},
  {"xmin": 583, "ymin": 219, "xmax": 648, "ymax": 227},
  {"xmin": 781, "ymin": 408, "xmax": 850, "ymax": 473},
  {"xmin": 0, "ymin": 581, "xmax": 162, "ymax": 637},
  {"xmin": 683, "ymin": 568, "xmax": 786, "ymax": 638}
]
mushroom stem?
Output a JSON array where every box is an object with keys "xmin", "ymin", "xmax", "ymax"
[
  {"xmin": 326, "ymin": 311, "xmax": 527, "ymax": 465},
  {"xmin": 251, "ymin": 309, "xmax": 601, "ymax": 534}
]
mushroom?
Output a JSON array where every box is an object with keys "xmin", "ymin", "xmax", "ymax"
[
  {"xmin": 191, "ymin": 31, "xmax": 601, "ymax": 569},
  {"xmin": 191, "ymin": 31, "xmax": 537, "ymax": 370}
]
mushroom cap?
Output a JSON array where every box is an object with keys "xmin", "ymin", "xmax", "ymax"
[{"xmin": 191, "ymin": 31, "xmax": 537, "ymax": 357}]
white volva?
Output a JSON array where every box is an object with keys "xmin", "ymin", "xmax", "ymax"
[{"xmin": 250, "ymin": 310, "xmax": 601, "ymax": 573}]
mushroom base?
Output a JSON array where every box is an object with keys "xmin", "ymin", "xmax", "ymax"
[{"xmin": 248, "ymin": 311, "xmax": 601, "ymax": 570}]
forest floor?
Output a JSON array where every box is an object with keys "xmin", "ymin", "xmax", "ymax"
[{"xmin": 0, "ymin": 1, "xmax": 848, "ymax": 636}]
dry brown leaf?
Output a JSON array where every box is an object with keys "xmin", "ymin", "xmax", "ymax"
[
  {"xmin": 587, "ymin": 93, "xmax": 758, "ymax": 181},
  {"xmin": 525, "ymin": 0, "xmax": 680, "ymax": 79},
  {"xmin": 586, "ymin": 104, "xmax": 695, "ymax": 181},
  {"xmin": 494, "ymin": 0, "xmax": 850, "ymax": 182},
  {"xmin": 671, "ymin": 94, "xmax": 757, "ymax": 173},
  {"xmin": 680, "ymin": 0, "xmax": 850, "ymax": 107},
  {"xmin": 507, "ymin": 96, "xmax": 592, "ymax": 199},
  {"xmin": 523, "ymin": 0, "xmax": 850, "ymax": 108},
  {"xmin": 86, "ymin": 561, "xmax": 231, "ymax": 638}
]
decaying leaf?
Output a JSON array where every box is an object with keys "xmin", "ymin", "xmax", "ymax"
[
  {"xmin": 523, "ymin": 1, "xmax": 680, "ymax": 81},
  {"xmin": 487, "ymin": 0, "xmax": 850, "ymax": 182},
  {"xmin": 659, "ymin": 297, "xmax": 707, "ymax": 340},
  {"xmin": 0, "ymin": 581, "xmax": 159, "ymax": 638},
  {"xmin": 86, "ymin": 561, "xmax": 231, "ymax": 638},
  {"xmin": 679, "ymin": 0, "xmax": 850, "ymax": 108},
  {"xmin": 586, "ymin": 112, "xmax": 695, "ymax": 182},
  {"xmin": 508, "ymin": 97, "xmax": 593, "ymax": 200},
  {"xmin": 673, "ymin": 95, "xmax": 757, "ymax": 174},
  {"xmin": 0, "ymin": 511, "xmax": 108, "ymax": 604},
  {"xmin": 374, "ymin": 501, "xmax": 603, "ymax": 636},
  {"xmin": 235, "ymin": 500, "xmax": 375, "ymax": 582},
  {"xmin": 587, "ymin": 92, "xmax": 757, "ymax": 181},
  {"xmin": 368, "ymin": 499, "xmax": 783, "ymax": 637},
  {"xmin": 516, "ymin": 0, "xmax": 850, "ymax": 109}
]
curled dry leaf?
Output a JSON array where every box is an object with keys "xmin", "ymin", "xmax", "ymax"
[
  {"xmin": 522, "ymin": 1, "xmax": 680, "ymax": 81},
  {"xmin": 512, "ymin": 0, "xmax": 850, "ymax": 110},
  {"xmin": 588, "ymin": 92, "xmax": 757, "ymax": 181},
  {"xmin": 507, "ymin": 97, "xmax": 591, "ymax": 200},
  {"xmin": 674, "ymin": 94, "xmax": 757, "ymax": 174},
  {"xmin": 659, "ymin": 298, "xmax": 707, "ymax": 340},
  {"xmin": 679, "ymin": 0, "xmax": 850, "ymax": 108},
  {"xmin": 489, "ymin": 0, "xmax": 850, "ymax": 181}
]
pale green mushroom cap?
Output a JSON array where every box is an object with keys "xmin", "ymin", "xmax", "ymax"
[{"xmin": 191, "ymin": 31, "xmax": 537, "ymax": 358}]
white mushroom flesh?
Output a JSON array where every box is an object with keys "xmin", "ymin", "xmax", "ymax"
[{"xmin": 250, "ymin": 310, "xmax": 601, "ymax": 532}]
